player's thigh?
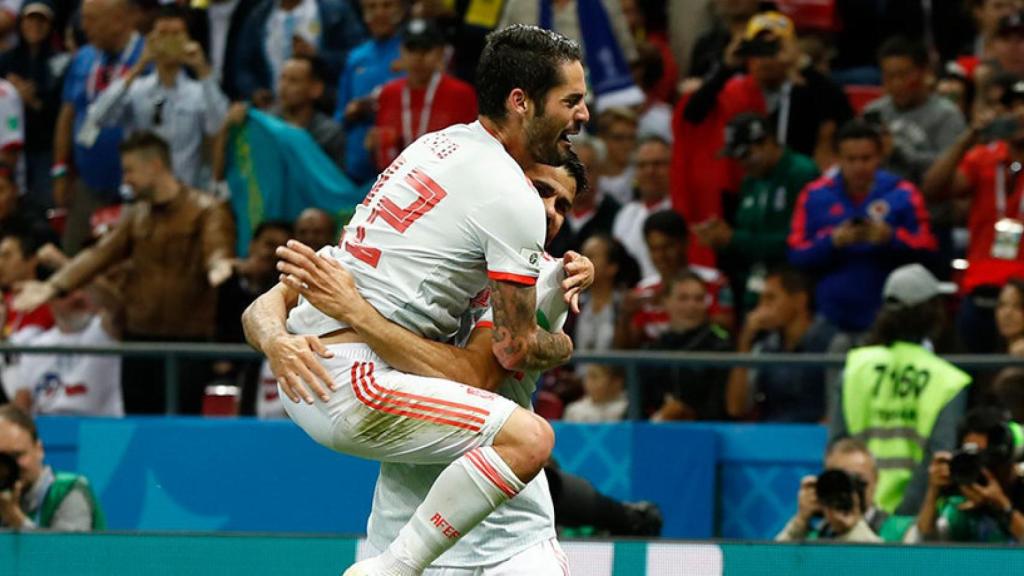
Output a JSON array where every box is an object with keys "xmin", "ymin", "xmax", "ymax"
[
  {"xmin": 481, "ymin": 539, "xmax": 570, "ymax": 576},
  {"xmin": 334, "ymin": 358, "xmax": 519, "ymax": 465}
]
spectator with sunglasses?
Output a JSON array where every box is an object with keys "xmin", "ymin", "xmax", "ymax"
[{"xmin": 85, "ymin": 5, "xmax": 229, "ymax": 189}]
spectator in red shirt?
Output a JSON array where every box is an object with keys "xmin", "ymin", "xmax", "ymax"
[
  {"xmin": 0, "ymin": 229, "xmax": 53, "ymax": 341},
  {"xmin": 614, "ymin": 209, "xmax": 733, "ymax": 348},
  {"xmin": 0, "ymin": 228, "xmax": 54, "ymax": 403},
  {"xmin": 373, "ymin": 18, "xmax": 477, "ymax": 171},
  {"xmin": 924, "ymin": 78, "xmax": 1024, "ymax": 352}
]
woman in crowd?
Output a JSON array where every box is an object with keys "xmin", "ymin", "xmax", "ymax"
[
  {"xmin": 573, "ymin": 234, "xmax": 640, "ymax": 353},
  {"xmin": 996, "ymin": 278, "xmax": 1024, "ymax": 356}
]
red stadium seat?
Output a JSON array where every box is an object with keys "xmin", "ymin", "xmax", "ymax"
[
  {"xmin": 534, "ymin": 390, "xmax": 565, "ymax": 421},
  {"xmin": 203, "ymin": 383, "xmax": 241, "ymax": 417},
  {"xmin": 844, "ymin": 85, "xmax": 885, "ymax": 115},
  {"xmin": 774, "ymin": 0, "xmax": 838, "ymax": 32}
]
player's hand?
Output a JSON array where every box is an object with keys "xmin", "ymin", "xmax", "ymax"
[
  {"xmin": 561, "ymin": 251, "xmax": 594, "ymax": 314},
  {"xmin": 0, "ymin": 480, "xmax": 27, "ymax": 528},
  {"xmin": 11, "ymin": 280, "xmax": 57, "ymax": 312},
  {"xmin": 276, "ymin": 240, "xmax": 369, "ymax": 323},
  {"xmin": 961, "ymin": 468, "xmax": 1012, "ymax": 510},
  {"xmin": 796, "ymin": 475, "xmax": 821, "ymax": 522},
  {"xmin": 266, "ymin": 333, "xmax": 335, "ymax": 404},
  {"xmin": 928, "ymin": 451, "xmax": 952, "ymax": 491}
]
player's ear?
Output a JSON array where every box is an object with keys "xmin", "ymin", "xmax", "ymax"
[{"xmin": 508, "ymin": 88, "xmax": 529, "ymax": 117}]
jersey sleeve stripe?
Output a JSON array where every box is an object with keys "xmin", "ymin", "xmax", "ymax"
[
  {"xmin": 475, "ymin": 320, "xmax": 495, "ymax": 330},
  {"xmin": 487, "ymin": 271, "xmax": 538, "ymax": 286}
]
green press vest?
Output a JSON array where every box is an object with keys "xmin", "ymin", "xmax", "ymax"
[
  {"xmin": 39, "ymin": 472, "xmax": 106, "ymax": 530},
  {"xmin": 842, "ymin": 342, "xmax": 971, "ymax": 513}
]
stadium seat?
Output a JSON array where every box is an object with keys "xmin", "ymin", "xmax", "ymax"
[{"xmin": 844, "ymin": 85, "xmax": 885, "ymax": 114}]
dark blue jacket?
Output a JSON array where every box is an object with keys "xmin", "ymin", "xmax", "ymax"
[
  {"xmin": 787, "ymin": 169, "xmax": 936, "ymax": 332},
  {"xmin": 232, "ymin": 0, "xmax": 365, "ymax": 99}
]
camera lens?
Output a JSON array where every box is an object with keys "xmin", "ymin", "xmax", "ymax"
[
  {"xmin": 0, "ymin": 453, "xmax": 19, "ymax": 492},
  {"xmin": 815, "ymin": 469, "xmax": 858, "ymax": 513}
]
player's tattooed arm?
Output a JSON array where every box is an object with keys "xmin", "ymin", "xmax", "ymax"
[{"xmin": 489, "ymin": 279, "xmax": 573, "ymax": 372}]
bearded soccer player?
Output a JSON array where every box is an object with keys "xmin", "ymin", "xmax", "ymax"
[
  {"xmin": 278, "ymin": 158, "xmax": 586, "ymax": 574},
  {"xmin": 243, "ymin": 26, "xmax": 589, "ymax": 576}
]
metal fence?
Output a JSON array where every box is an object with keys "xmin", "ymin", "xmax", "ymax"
[{"xmin": 2, "ymin": 342, "xmax": 1021, "ymax": 416}]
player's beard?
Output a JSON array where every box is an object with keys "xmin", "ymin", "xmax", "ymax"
[{"xmin": 525, "ymin": 104, "xmax": 572, "ymax": 166}]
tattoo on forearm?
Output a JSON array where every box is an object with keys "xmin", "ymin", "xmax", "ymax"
[{"xmin": 489, "ymin": 280, "xmax": 572, "ymax": 371}]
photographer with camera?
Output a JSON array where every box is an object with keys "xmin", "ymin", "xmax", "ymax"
[
  {"xmin": 776, "ymin": 439, "xmax": 884, "ymax": 543},
  {"xmin": 923, "ymin": 75, "xmax": 1024, "ymax": 353},
  {"xmin": 0, "ymin": 404, "xmax": 104, "ymax": 530},
  {"xmin": 910, "ymin": 407, "xmax": 1024, "ymax": 544}
]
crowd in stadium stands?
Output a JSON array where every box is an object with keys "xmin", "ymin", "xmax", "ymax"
[{"xmin": 2, "ymin": 0, "xmax": 1024, "ymax": 539}]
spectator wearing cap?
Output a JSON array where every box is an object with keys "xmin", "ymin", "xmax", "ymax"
[
  {"xmin": 924, "ymin": 75, "xmax": 1024, "ymax": 353},
  {"xmin": 232, "ymin": 0, "xmax": 365, "ymax": 104},
  {"xmin": 0, "ymin": 0, "xmax": 68, "ymax": 207},
  {"xmin": 373, "ymin": 18, "xmax": 477, "ymax": 171},
  {"xmin": 547, "ymin": 135, "xmax": 621, "ymax": 257},
  {"xmin": 86, "ymin": 6, "xmax": 229, "ymax": 189},
  {"xmin": 334, "ymin": 0, "xmax": 407, "ymax": 184},
  {"xmin": 687, "ymin": 0, "xmax": 760, "ymax": 81},
  {"xmin": 726, "ymin": 265, "xmax": 836, "ymax": 423},
  {"xmin": 675, "ymin": 12, "xmax": 852, "ymax": 261},
  {"xmin": 13, "ymin": 132, "xmax": 235, "ymax": 414},
  {"xmin": 612, "ymin": 135, "xmax": 673, "ymax": 279},
  {"xmin": 936, "ymin": 62, "xmax": 975, "ymax": 121},
  {"xmin": 693, "ymin": 112, "xmax": 818, "ymax": 310},
  {"xmin": 866, "ymin": 37, "xmax": 967, "ymax": 185},
  {"xmin": 788, "ymin": 119, "xmax": 937, "ymax": 336},
  {"xmin": 830, "ymin": 263, "xmax": 969, "ymax": 516},
  {"xmin": 54, "ymin": 0, "xmax": 145, "ymax": 255}
]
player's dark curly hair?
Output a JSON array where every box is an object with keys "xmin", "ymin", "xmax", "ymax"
[
  {"xmin": 562, "ymin": 150, "xmax": 588, "ymax": 197},
  {"xmin": 865, "ymin": 297, "xmax": 945, "ymax": 347},
  {"xmin": 476, "ymin": 25, "xmax": 582, "ymax": 121}
]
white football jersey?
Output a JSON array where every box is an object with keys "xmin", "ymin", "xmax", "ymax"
[
  {"xmin": 8, "ymin": 317, "xmax": 123, "ymax": 417},
  {"xmin": 287, "ymin": 121, "xmax": 547, "ymax": 342},
  {"xmin": 365, "ymin": 257, "xmax": 567, "ymax": 566}
]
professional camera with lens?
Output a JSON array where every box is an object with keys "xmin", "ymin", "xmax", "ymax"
[
  {"xmin": 815, "ymin": 469, "xmax": 868, "ymax": 513},
  {"xmin": 0, "ymin": 452, "xmax": 20, "ymax": 492},
  {"xmin": 949, "ymin": 444, "xmax": 991, "ymax": 487}
]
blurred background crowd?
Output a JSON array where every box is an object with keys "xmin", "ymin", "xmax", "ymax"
[{"xmin": 2, "ymin": 0, "xmax": 1024, "ymax": 542}]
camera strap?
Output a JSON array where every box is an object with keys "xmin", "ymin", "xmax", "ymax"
[
  {"xmin": 401, "ymin": 72, "xmax": 441, "ymax": 149},
  {"xmin": 776, "ymin": 82, "xmax": 792, "ymax": 147}
]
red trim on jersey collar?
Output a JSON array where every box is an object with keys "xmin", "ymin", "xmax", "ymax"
[{"xmin": 487, "ymin": 270, "xmax": 538, "ymax": 286}]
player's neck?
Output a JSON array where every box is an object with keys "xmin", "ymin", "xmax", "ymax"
[{"xmin": 479, "ymin": 115, "xmax": 535, "ymax": 171}]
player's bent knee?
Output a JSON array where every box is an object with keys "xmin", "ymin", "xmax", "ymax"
[{"xmin": 493, "ymin": 408, "xmax": 554, "ymax": 480}]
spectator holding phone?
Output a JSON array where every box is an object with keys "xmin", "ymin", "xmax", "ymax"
[
  {"xmin": 924, "ymin": 77, "xmax": 1024, "ymax": 353},
  {"xmin": 909, "ymin": 407, "xmax": 1024, "ymax": 544},
  {"xmin": 789, "ymin": 119, "xmax": 937, "ymax": 337},
  {"xmin": 86, "ymin": 6, "xmax": 229, "ymax": 188}
]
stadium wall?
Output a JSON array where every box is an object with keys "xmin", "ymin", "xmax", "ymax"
[
  {"xmin": 3, "ymin": 533, "xmax": 1023, "ymax": 575},
  {"xmin": 37, "ymin": 417, "xmax": 826, "ymax": 539}
]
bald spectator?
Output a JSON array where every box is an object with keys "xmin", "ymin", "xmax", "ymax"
[
  {"xmin": 54, "ymin": 0, "xmax": 146, "ymax": 254},
  {"xmin": 294, "ymin": 207, "xmax": 336, "ymax": 249}
]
